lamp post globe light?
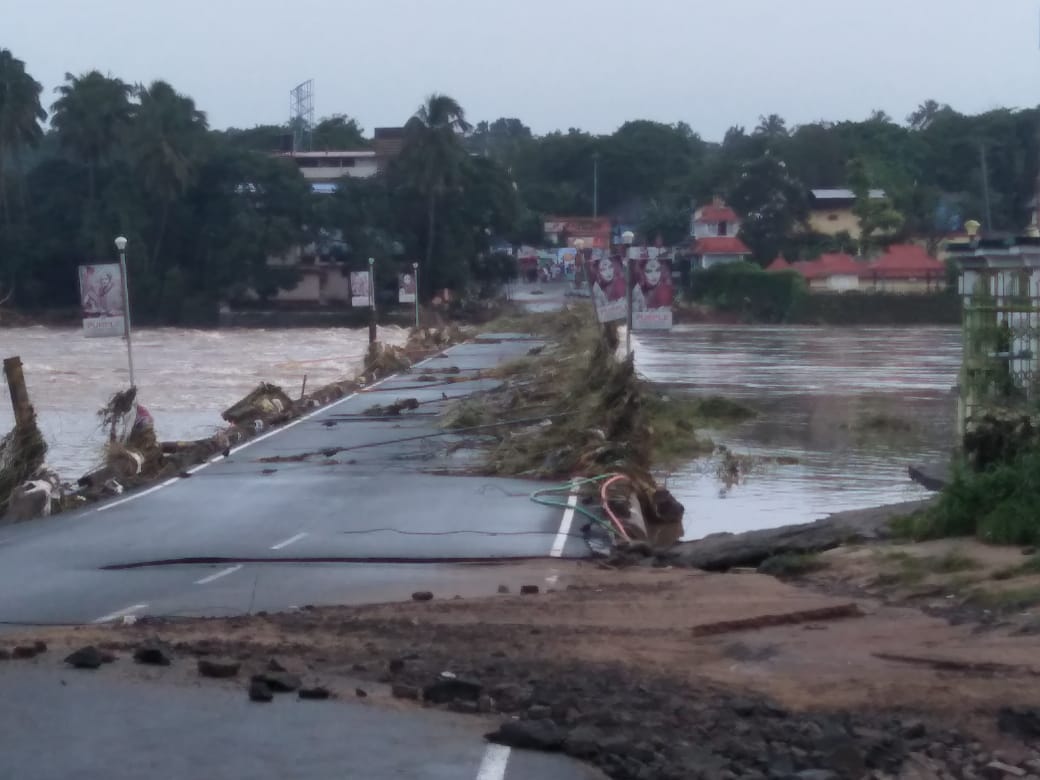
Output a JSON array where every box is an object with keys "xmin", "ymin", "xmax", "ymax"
[{"xmin": 114, "ymin": 236, "xmax": 135, "ymax": 388}]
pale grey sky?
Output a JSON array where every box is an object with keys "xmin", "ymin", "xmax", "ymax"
[{"xmin": 5, "ymin": 0, "xmax": 1040, "ymax": 140}]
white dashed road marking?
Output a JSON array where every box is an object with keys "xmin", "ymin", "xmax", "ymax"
[
  {"xmin": 92, "ymin": 603, "xmax": 148, "ymax": 624},
  {"xmin": 270, "ymin": 532, "xmax": 308, "ymax": 550},
  {"xmin": 549, "ymin": 491, "xmax": 578, "ymax": 558},
  {"xmin": 475, "ymin": 744, "xmax": 511, "ymax": 780}
]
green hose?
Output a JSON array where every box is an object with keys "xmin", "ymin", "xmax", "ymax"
[{"xmin": 529, "ymin": 475, "xmax": 619, "ymax": 538}]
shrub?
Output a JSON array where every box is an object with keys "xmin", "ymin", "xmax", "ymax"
[
  {"xmin": 906, "ymin": 453, "xmax": 1040, "ymax": 545},
  {"xmin": 688, "ymin": 264, "xmax": 807, "ymax": 323}
]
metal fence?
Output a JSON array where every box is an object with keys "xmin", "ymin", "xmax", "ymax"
[{"xmin": 960, "ymin": 269, "xmax": 1040, "ymax": 430}]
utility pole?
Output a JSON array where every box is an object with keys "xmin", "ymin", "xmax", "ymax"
[
  {"xmin": 592, "ymin": 152, "xmax": 600, "ymax": 218},
  {"xmin": 979, "ymin": 142, "xmax": 993, "ymax": 233}
]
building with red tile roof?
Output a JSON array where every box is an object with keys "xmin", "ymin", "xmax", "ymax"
[
  {"xmin": 691, "ymin": 197, "xmax": 751, "ymax": 269},
  {"xmin": 767, "ymin": 245, "xmax": 948, "ymax": 294},
  {"xmin": 862, "ymin": 244, "xmax": 946, "ymax": 292}
]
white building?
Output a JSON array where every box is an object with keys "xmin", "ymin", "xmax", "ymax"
[{"xmin": 690, "ymin": 198, "xmax": 752, "ymax": 269}]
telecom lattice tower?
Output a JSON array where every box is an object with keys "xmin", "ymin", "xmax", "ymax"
[{"xmin": 290, "ymin": 79, "xmax": 314, "ymax": 153}]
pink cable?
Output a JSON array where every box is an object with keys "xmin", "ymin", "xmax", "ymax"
[{"xmin": 599, "ymin": 475, "xmax": 632, "ymax": 541}]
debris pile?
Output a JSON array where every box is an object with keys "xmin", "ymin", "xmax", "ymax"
[
  {"xmin": 404, "ymin": 325, "xmax": 466, "ymax": 358},
  {"xmin": 441, "ymin": 307, "xmax": 696, "ymax": 545},
  {"xmin": 362, "ymin": 341, "xmax": 411, "ymax": 381}
]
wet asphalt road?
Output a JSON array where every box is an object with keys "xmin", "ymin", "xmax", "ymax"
[
  {"xmin": 0, "ymin": 333, "xmax": 604, "ymax": 780},
  {"xmin": 0, "ymin": 336, "xmax": 590, "ymax": 626},
  {"xmin": 0, "ymin": 665, "xmax": 606, "ymax": 780}
]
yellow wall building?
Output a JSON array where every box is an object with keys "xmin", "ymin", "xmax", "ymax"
[{"xmin": 808, "ymin": 188, "xmax": 887, "ymax": 239}]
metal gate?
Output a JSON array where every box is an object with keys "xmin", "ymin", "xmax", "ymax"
[{"xmin": 960, "ymin": 269, "xmax": 1040, "ymax": 431}]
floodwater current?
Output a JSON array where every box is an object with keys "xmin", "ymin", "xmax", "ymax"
[
  {"xmin": 0, "ymin": 326, "xmax": 407, "ymax": 479},
  {"xmin": 2, "ymin": 322, "xmax": 960, "ymax": 537},
  {"xmin": 633, "ymin": 324, "xmax": 961, "ymax": 538}
]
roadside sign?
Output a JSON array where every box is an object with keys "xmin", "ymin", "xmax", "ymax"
[{"xmin": 78, "ymin": 263, "xmax": 125, "ymax": 338}]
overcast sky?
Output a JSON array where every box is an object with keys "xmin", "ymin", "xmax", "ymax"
[{"xmin": 5, "ymin": 0, "xmax": 1040, "ymax": 141}]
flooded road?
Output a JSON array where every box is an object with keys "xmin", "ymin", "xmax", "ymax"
[
  {"xmin": 634, "ymin": 325, "xmax": 961, "ymax": 538},
  {"xmin": 3, "ymin": 321, "xmax": 961, "ymax": 538},
  {"xmin": 0, "ymin": 326, "xmax": 406, "ymax": 478}
]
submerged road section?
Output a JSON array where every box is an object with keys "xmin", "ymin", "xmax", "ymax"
[{"xmin": 0, "ymin": 335, "xmax": 590, "ymax": 626}]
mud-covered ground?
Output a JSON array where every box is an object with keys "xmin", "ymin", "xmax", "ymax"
[{"xmin": 9, "ymin": 558, "xmax": 1040, "ymax": 780}]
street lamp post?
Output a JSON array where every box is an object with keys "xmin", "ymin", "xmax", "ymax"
[
  {"xmin": 412, "ymin": 261, "xmax": 420, "ymax": 329},
  {"xmin": 114, "ymin": 236, "xmax": 136, "ymax": 388},
  {"xmin": 621, "ymin": 230, "xmax": 635, "ymax": 357},
  {"xmin": 368, "ymin": 257, "xmax": 377, "ymax": 345}
]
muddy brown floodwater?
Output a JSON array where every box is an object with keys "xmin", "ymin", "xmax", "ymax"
[
  {"xmin": 0, "ymin": 326, "xmax": 408, "ymax": 478},
  {"xmin": 633, "ymin": 324, "xmax": 961, "ymax": 538}
]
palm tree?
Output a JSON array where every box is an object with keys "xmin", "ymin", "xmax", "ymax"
[
  {"xmin": 754, "ymin": 114, "xmax": 788, "ymax": 141},
  {"xmin": 126, "ymin": 80, "xmax": 208, "ymax": 267},
  {"xmin": 401, "ymin": 94, "xmax": 471, "ymax": 296},
  {"xmin": 0, "ymin": 49, "xmax": 45, "ymax": 225},
  {"xmin": 51, "ymin": 71, "xmax": 132, "ymax": 205}
]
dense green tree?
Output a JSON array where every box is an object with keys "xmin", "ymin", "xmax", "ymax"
[
  {"xmin": 639, "ymin": 198, "xmax": 692, "ymax": 246},
  {"xmin": 0, "ymin": 49, "xmax": 45, "ymax": 227},
  {"xmin": 392, "ymin": 94, "xmax": 471, "ymax": 298},
  {"xmin": 311, "ymin": 114, "xmax": 366, "ymax": 149},
  {"xmin": 50, "ymin": 71, "xmax": 132, "ymax": 205},
  {"xmin": 222, "ymin": 123, "xmax": 290, "ymax": 152},
  {"xmin": 466, "ymin": 117, "xmax": 532, "ymax": 163},
  {"xmin": 848, "ymin": 157, "xmax": 905, "ymax": 251},
  {"xmin": 727, "ymin": 155, "xmax": 808, "ymax": 263},
  {"xmin": 127, "ymin": 81, "xmax": 209, "ymax": 270}
]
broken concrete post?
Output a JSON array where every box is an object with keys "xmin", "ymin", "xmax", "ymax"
[
  {"xmin": 3, "ymin": 357, "xmax": 33, "ymax": 430},
  {"xmin": 1, "ymin": 357, "xmax": 48, "ymax": 520}
]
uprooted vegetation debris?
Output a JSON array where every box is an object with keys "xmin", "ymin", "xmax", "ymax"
[
  {"xmin": 438, "ymin": 307, "xmax": 757, "ymax": 546},
  {"xmin": 0, "ymin": 410, "xmax": 48, "ymax": 520}
]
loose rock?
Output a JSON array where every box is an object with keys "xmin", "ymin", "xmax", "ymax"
[
  {"xmin": 133, "ymin": 642, "xmax": 172, "ymax": 666},
  {"xmin": 411, "ymin": 591, "xmax": 434, "ymax": 602},
  {"xmin": 520, "ymin": 585, "xmax": 540, "ymax": 595},
  {"xmin": 487, "ymin": 719, "xmax": 564, "ymax": 751},
  {"xmin": 252, "ymin": 671, "xmax": 301, "ymax": 693},
  {"xmin": 424, "ymin": 675, "xmax": 482, "ymax": 704},
  {"xmin": 197, "ymin": 658, "xmax": 240, "ymax": 679},
  {"xmin": 248, "ymin": 679, "xmax": 273, "ymax": 702},
  {"xmin": 982, "ymin": 761, "xmax": 1027, "ymax": 779},
  {"xmin": 298, "ymin": 686, "xmax": 331, "ymax": 700},
  {"xmin": 64, "ymin": 646, "xmax": 113, "ymax": 669},
  {"xmin": 998, "ymin": 707, "xmax": 1040, "ymax": 740},
  {"xmin": 12, "ymin": 645, "xmax": 41, "ymax": 660}
]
